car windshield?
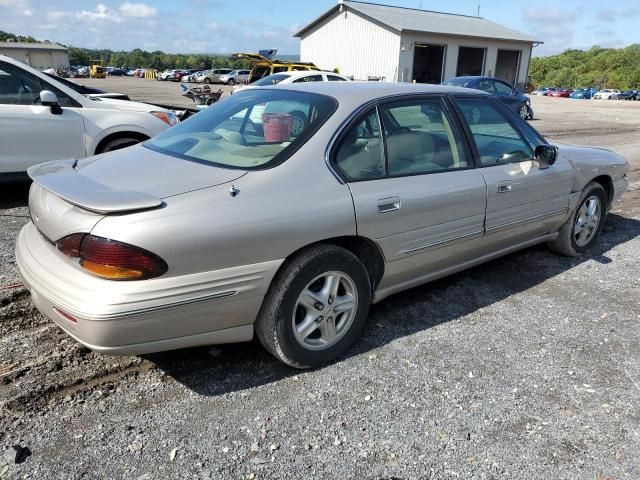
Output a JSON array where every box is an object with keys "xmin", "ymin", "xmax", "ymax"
[
  {"xmin": 252, "ymin": 74, "xmax": 290, "ymax": 86},
  {"xmin": 441, "ymin": 78, "xmax": 472, "ymax": 87},
  {"xmin": 145, "ymin": 89, "xmax": 337, "ymax": 170}
]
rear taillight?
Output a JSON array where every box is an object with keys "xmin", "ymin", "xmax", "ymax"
[{"xmin": 55, "ymin": 234, "xmax": 167, "ymax": 281}]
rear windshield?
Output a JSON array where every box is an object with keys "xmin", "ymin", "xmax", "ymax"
[
  {"xmin": 441, "ymin": 78, "xmax": 472, "ymax": 87},
  {"xmin": 252, "ymin": 74, "xmax": 289, "ymax": 86},
  {"xmin": 145, "ymin": 89, "xmax": 337, "ymax": 170}
]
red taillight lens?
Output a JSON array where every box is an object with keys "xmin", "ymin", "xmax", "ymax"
[
  {"xmin": 55, "ymin": 234, "xmax": 167, "ymax": 281},
  {"xmin": 56, "ymin": 233, "xmax": 85, "ymax": 257}
]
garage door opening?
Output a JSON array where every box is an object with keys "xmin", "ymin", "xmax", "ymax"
[
  {"xmin": 412, "ymin": 44, "xmax": 445, "ymax": 84},
  {"xmin": 456, "ymin": 47, "xmax": 485, "ymax": 77},
  {"xmin": 495, "ymin": 49, "xmax": 520, "ymax": 86}
]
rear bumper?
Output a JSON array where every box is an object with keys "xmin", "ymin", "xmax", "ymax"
[{"xmin": 16, "ymin": 222, "xmax": 282, "ymax": 355}]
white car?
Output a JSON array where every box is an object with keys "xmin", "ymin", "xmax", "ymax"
[
  {"xmin": 232, "ymin": 70, "xmax": 351, "ymax": 94},
  {"xmin": 0, "ymin": 55, "xmax": 177, "ymax": 176},
  {"xmin": 593, "ymin": 89, "xmax": 621, "ymax": 100},
  {"xmin": 157, "ymin": 69, "xmax": 177, "ymax": 81}
]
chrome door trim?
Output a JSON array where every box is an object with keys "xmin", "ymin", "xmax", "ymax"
[
  {"xmin": 400, "ymin": 229, "xmax": 484, "ymax": 255},
  {"xmin": 486, "ymin": 207, "xmax": 568, "ymax": 233}
]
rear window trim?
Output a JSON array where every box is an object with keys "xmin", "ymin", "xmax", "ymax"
[{"xmin": 143, "ymin": 88, "xmax": 339, "ymax": 172}]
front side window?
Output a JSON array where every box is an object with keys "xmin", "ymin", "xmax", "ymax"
[
  {"xmin": 333, "ymin": 109, "xmax": 385, "ymax": 180},
  {"xmin": 380, "ymin": 98, "xmax": 470, "ymax": 175},
  {"xmin": 455, "ymin": 97, "xmax": 533, "ymax": 166},
  {"xmin": 475, "ymin": 79, "xmax": 494, "ymax": 92},
  {"xmin": 0, "ymin": 61, "xmax": 74, "ymax": 107},
  {"xmin": 146, "ymin": 89, "xmax": 337, "ymax": 170},
  {"xmin": 252, "ymin": 74, "xmax": 290, "ymax": 86}
]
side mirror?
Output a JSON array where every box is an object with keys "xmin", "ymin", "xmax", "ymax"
[
  {"xmin": 40, "ymin": 90, "xmax": 62, "ymax": 115},
  {"xmin": 534, "ymin": 145, "xmax": 557, "ymax": 169}
]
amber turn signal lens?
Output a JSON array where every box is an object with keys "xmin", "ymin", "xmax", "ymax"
[{"xmin": 80, "ymin": 261, "xmax": 143, "ymax": 280}]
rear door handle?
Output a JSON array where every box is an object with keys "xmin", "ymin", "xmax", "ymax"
[
  {"xmin": 377, "ymin": 196, "xmax": 401, "ymax": 213},
  {"xmin": 497, "ymin": 182, "xmax": 512, "ymax": 193}
]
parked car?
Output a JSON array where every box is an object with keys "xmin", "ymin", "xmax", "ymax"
[
  {"xmin": 219, "ymin": 69, "xmax": 251, "ymax": 85},
  {"xmin": 233, "ymin": 52, "xmax": 320, "ymax": 85},
  {"xmin": 43, "ymin": 72, "xmax": 130, "ymax": 100},
  {"xmin": 618, "ymin": 90, "xmax": 638, "ymax": 100},
  {"xmin": 0, "ymin": 55, "xmax": 177, "ymax": 177},
  {"xmin": 197, "ymin": 68, "xmax": 233, "ymax": 84},
  {"xmin": 107, "ymin": 68, "xmax": 127, "ymax": 77},
  {"xmin": 441, "ymin": 76, "xmax": 533, "ymax": 120},
  {"xmin": 548, "ymin": 88, "xmax": 572, "ymax": 98},
  {"xmin": 16, "ymin": 82, "xmax": 628, "ymax": 367},
  {"xmin": 170, "ymin": 70, "xmax": 190, "ymax": 82},
  {"xmin": 531, "ymin": 87, "xmax": 550, "ymax": 96},
  {"xmin": 569, "ymin": 88, "xmax": 598, "ymax": 99},
  {"xmin": 232, "ymin": 70, "xmax": 351, "ymax": 94},
  {"xmin": 181, "ymin": 71, "xmax": 201, "ymax": 83},
  {"xmin": 157, "ymin": 69, "xmax": 177, "ymax": 81},
  {"xmin": 593, "ymin": 89, "xmax": 621, "ymax": 100}
]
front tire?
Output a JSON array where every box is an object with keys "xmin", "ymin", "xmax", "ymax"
[
  {"xmin": 228, "ymin": 79, "xmax": 235, "ymax": 85},
  {"xmin": 255, "ymin": 245, "xmax": 371, "ymax": 368},
  {"xmin": 518, "ymin": 103, "xmax": 529, "ymax": 120},
  {"xmin": 97, "ymin": 136, "xmax": 145, "ymax": 153},
  {"xmin": 548, "ymin": 182, "xmax": 607, "ymax": 256},
  {"xmin": 204, "ymin": 78, "xmax": 211, "ymax": 84}
]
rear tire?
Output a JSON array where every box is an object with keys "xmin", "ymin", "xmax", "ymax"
[
  {"xmin": 255, "ymin": 245, "xmax": 371, "ymax": 369},
  {"xmin": 204, "ymin": 78, "xmax": 211, "ymax": 84},
  {"xmin": 228, "ymin": 79, "xmax": 235, "ymax": 85},
  {"xmin": 548, "ymin": 182, "xmax": 607, "ymax": 257}
]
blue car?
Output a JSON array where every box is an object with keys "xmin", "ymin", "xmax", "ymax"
[
  {"xmin": 570, "ymin": 88, "xmax": 598, "ymax": 99},
  {"xmin": 441, "ymin": 76, "xmax": 533, "ymax": 120}
]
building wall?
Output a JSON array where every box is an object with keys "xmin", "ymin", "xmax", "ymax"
[
  {"xmin": 0, "ymin": 47, "xmax": 69, "ymax": 70},
  {"xmin": 300, "ymin": 7, "xmax": 401, "ymax": 81},
  {"xmin": 398, "ymin": 31, "xmax": 532, "ymax": 88}
]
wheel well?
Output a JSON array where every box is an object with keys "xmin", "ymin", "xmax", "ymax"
[
  {"xmin": 283, "ymin": 236, "xmax": 385, "ymax": 292},
  {"xmin": 94, "ymin": 132, "xmax": 149, "ymax": 154},
  {"xmin": 591, "ymin": 175, "xmax": 614, "ymax": 207}
]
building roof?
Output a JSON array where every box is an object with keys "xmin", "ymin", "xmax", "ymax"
[
  {"xmin": 0, "ymin": 42, "xmax": 67, "ymax": 51},
  {"xmin": 294, "ymin": 0, "xmax": 539, "ymax": 44}
]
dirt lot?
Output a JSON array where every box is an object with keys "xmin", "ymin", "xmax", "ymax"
[{"xmin": 1, "ymin": 87, "xmax": 639, "ymax": 479}]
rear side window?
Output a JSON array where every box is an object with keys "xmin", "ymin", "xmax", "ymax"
[
  {"xmin": 334, "ymin": 109, "xmax": 385, "ymax": 180},
  {"xmin": 272, "ymin": 66, "xmax": 289, "ymax": 74},
  {"xmin": 327, "ymin": 75, "xmax": 346, "ymax": 81},
  {"xmin": 380, "ymin": 98, "xmax": 470, "ymax": 175},
  {"xmin": 455, "ymin": 97, "xmax": 533, "ymax": 166},
  {"xmin": 293, "ymin": 75, "xmax": 323, "ymax": 83}
]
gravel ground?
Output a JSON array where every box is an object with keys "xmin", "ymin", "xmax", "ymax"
[{"xmin": 1, "ymin": 93, "xmax": 639, "ymax": 480}]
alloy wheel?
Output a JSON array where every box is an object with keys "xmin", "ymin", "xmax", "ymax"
[
  {"xmin": 292, "ymin": 271, "xmax": 358, "ymax": 351},
  {"xmin": 574, "ymin": 195, "xmax": 601, "ymax": 247}
]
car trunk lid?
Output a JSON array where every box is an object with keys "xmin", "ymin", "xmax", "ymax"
[{"xmin": 28, "ymin": 144, "xmax": 246, "ymax": 212}]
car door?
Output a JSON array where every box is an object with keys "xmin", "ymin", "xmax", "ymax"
[
  {"xmin": 332, "ymin": 96, "xmax": 488, "ymax": 289},
  {"xmin": 453, "ymin": 96, "xmax": 574, "ymax": 247},
  {"xmin": 0, "ymin": 60, "xmax": 85, "ymax": 174},
  {"xmin": 493, "ymin": 79, "xmax": 520, "ymax": 112}
]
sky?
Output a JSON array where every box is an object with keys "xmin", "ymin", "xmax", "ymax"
[{"xmin": 1, "ymin": 0, "xmax": 638, "ymax": 57}]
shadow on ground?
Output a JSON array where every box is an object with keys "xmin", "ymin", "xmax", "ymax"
[
  {"xmin": 147, "ymin": 213, "xmax": 640, "ymax": 396},
  {"xmin": 0, "ymin": 179, "xmax": 30, "ymax": 209}
]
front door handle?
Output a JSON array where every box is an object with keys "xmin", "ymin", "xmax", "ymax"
[
  {"xmin": 377, "ymin": 196, "xmax": 401, "ymax": 213},
  {"xmin": 497, "ymin": 182, "xmax": 512, "ymax": 193}
]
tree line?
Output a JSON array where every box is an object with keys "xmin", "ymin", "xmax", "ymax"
[
  {"xmin": 530, "ymin": 44, "xmax": 640, "ymax": 90},
  {"xmin": 67, "ymin": 47, "xmax": 253, "ymax": 71}
]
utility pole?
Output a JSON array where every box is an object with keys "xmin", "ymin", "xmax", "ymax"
[{"xmin": 476, "ymin": 2, "xmax": 480, "ymax": 16}]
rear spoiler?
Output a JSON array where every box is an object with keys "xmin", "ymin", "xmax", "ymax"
[{"xmin": 28, "ymin": 159, "xmax": 163, "ymax": 214}]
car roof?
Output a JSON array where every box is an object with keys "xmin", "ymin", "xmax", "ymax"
[{"xmin": 258, "ymin": 81, "xmax": 488, "ymax": 101}]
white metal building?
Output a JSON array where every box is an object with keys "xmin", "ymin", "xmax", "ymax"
[
  {"xmin": 295, "ymin": 0, "xmax": 540, "ymax": 89},
  {"xmin": 0, "ymin": 42, "xmax": 69, "ymax": 70}
]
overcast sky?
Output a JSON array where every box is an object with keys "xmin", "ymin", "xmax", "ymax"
[{"xmin": 1, "ymin": 0, "xmax": 638, "ymax": 56}]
